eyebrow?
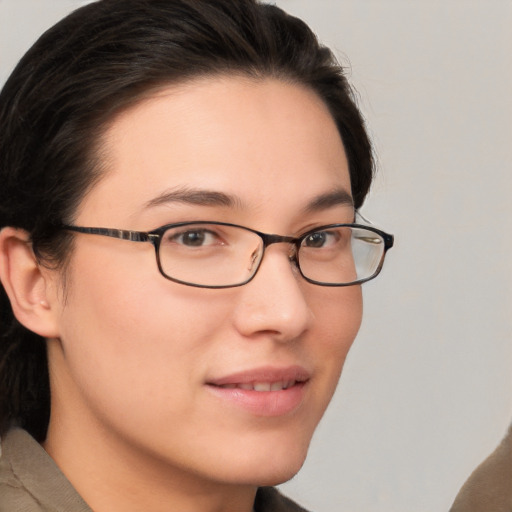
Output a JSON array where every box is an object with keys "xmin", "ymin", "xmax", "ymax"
[
  {"xmin": 144, "ymin": 187, "xmax": 243, "ymax": 210},
  {"xmin": 303, "ymin": 189, "xmax": 354, "ymax": 213},
  {"xmin": 143, "ymin": 186, "xmax": 353, "ymax": 214}
]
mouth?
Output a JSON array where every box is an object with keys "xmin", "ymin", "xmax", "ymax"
[
  {"xmin": 213, "ymin": 379, "xmax": 302, "ymax": 392},
  {"xmin": 205, "ymin": 366, "xmax": 310, "ymax": 416}
]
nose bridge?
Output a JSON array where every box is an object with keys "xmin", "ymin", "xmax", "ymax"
[
  {"xmin": 234, "ymin": 237, "xmax": 313, "ymax": 340},
  {"xmin": 261, "ymin": 232, "xmax": 297, "ymax": 247},
  {"xmin": 258, "ymin": 232, "xmax": 299, "ymax": 268}
]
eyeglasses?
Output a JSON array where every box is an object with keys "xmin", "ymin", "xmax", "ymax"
[{"xmin": 63, "ymin": 221, "xmax": 394, "ymax": 288}]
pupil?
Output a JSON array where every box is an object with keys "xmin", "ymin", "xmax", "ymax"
[
  {"xmin": 184, "ymin": 231, "xmax": 204, "ymax": 246},
  {"xmin": 306, "ymin": 232, "xmax": 325, "ymax": 248}
]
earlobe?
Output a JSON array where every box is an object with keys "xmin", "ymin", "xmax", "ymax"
[{"xmin": 0, "ymin": 227, "xmax": 61, "ymax": 338}]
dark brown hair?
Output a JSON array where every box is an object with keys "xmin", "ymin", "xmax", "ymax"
[{"xmin": 0, "ymin": 0, "xmax": 374, "ymax": 441}]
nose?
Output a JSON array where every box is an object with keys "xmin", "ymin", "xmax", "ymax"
[{"xmin": 232, "ymin": 245, "xmax": 314, "ymax": 342}]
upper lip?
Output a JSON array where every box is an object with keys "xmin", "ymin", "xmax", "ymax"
[{"xmin": 206, "ymin": 365, "xmax": 311, "ymax": 387}]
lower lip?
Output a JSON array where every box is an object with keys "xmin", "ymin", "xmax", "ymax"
[{"xmin": 205, "ymin": 382, "xmax": 307, "ymax": 417}]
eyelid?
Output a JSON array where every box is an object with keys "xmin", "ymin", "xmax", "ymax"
[
  {"xmin": 165, "ymin": 225, "xmax": 223, "ymax": 237},
  {"xmin": 162, "ymin": 223, "xmax": 237, "ymax": 247},
  {"xmin": 298, "ymin": 222, "xmax": 352, "ymax": 238}
]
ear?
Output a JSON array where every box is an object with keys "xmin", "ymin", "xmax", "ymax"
[{"xmin": 0, "ymin": 227, "xmax": 61, "ymax": 338}]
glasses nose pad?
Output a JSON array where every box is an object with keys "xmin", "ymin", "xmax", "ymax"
[
  {"xmin": 288, "ymin": 245, "xmax": 299, "ymax": 268},
  {"xmin": 247, "ymin": 246, "xmax": 262, "ymax": 273}
]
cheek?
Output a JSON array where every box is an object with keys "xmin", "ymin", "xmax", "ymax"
[
  {"xmin": 311, "ymin": 284, "xmax": 363, "ymax": 355},
  {"xmin": 308, "ymin": 285, "xmax": 363, "ymax": 399},
  {"xmin": 55, "ymin": 247, "xmax": 231, "ymax": 422},
  {"xmin": 62, "ymin": 241, "xmax": 229, "ymax": 342}
]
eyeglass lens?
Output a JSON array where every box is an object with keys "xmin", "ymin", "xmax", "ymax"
[{"xmin": 157, "ymin": 223, "xmax": 385, "ymax": 287}]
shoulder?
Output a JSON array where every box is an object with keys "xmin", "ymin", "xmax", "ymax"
[
  {"xmin": 255, "ymin": 487, "xmax": 311, "ymax": 512},
  {"xmin": 0, "ymin": 429, "xmax": 46, "ymax": 511},
  {"xmin": 0, "ymin": 428, "xmax": 91, "ymax": 512},
  {"xmin": 450, "ymin": 424, "xmax": 512, "ymax": 512}
]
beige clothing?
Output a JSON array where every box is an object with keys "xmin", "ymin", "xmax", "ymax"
[{"xmin": 0, "ymin": 428, "xmax": 308, "ymax": 512}]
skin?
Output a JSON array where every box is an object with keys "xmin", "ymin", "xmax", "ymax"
[{"xmin": 1, "ymin": 77, "xmax": 363, "ymax": 512}]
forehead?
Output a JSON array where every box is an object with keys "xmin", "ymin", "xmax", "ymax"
[{"xmin": 77, "ymin": 76, "xmax": 352, "ymax": 227}]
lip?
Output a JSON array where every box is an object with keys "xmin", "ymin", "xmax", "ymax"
[{"xmin": 205, "ymin": 365, "xmax": 310, "ymax": 417}]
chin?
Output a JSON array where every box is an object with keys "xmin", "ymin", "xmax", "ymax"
[
  {"xmin": 221, "ymin": 444, "xmax": 309, "ymax": 487},
  {"xmin": 253, "ymin": 465, "xmax": 305, "ymax": 487},
  {"xmin": 212, "ymin": 411, "xmax": 323, "ymax": 487}
]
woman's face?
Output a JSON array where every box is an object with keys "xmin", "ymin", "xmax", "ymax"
[{"xmin": 46, "ymin": 77, "xmax": 363, "ymax": 488}]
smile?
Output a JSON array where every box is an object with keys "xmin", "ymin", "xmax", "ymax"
[
  {"xmin": 205, "ymin": 366, "xmax": 310, "ymax": 416},
  {"xmin": 215, "ymin": 380, "xmax": 299, "ymax": 392}
]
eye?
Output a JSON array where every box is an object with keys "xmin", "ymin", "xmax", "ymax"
[
  {"xmin": 168, "ymin": 228, "xmax": 221, "ymax": 247},
  {"xmin": 303, "ymin": 230, "xmax": 338, "ymax": 248}
]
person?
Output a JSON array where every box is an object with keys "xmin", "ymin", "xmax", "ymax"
[
  {"xmin": 0, "ymin": 0, "xmax": 393, "ymax": 510},
  {"xmin": 450, "ymin": 423, "xmax": 512, "ymax": 512}
]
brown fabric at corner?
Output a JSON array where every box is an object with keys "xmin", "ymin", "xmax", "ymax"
[
  {"xmin": 0, "ymin": 428, "xmax": 92, "ymax": 512},
  {"xmin": 450, "ymin": 424, "xmax": 512, "ymax": 512}
]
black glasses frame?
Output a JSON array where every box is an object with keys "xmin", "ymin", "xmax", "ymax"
[{"xmin": 63, "ymin": 221, "xmax": 394, "ymax": 288}]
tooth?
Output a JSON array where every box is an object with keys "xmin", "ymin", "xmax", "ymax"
[
  {"xmin": 253, "ymin": 382, "xmax": 271, "ymax": 392},
  {"xmin": 270, "ymin": 381, "xmax": 284, "ymax": 391},
  {"xmin": 239, "ymin": 383, "xmax": 253, "ymax": 390}
]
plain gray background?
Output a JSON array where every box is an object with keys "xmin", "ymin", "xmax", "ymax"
[{"xmin": 1, "ymin": 1, "xmax": 511, "ymax": 511}]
